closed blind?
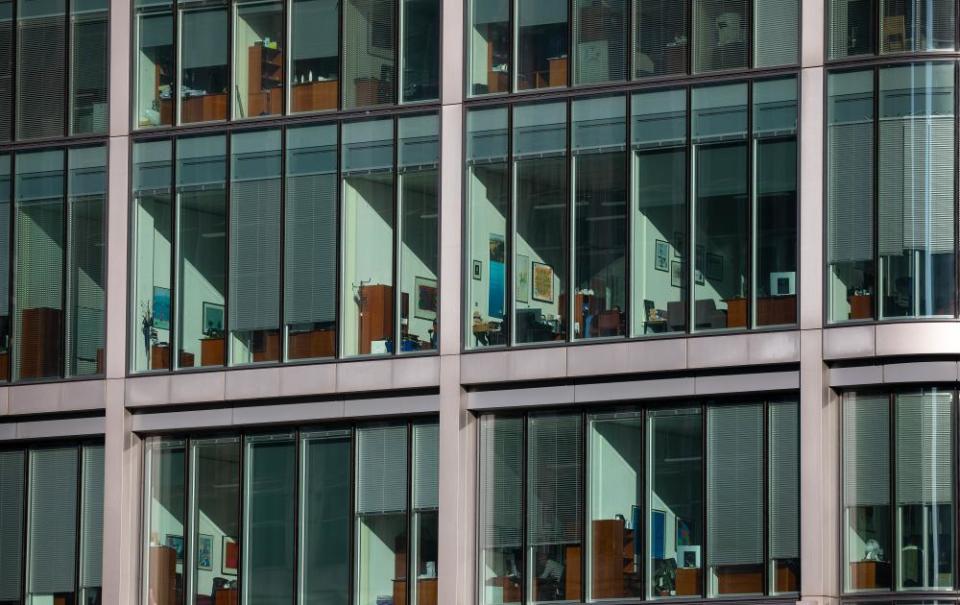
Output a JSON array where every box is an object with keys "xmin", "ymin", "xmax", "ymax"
[
  {"xmin": 356, "ymin": 425, "xmax": 408, "ymax": 514},
  {"xmin": 17, "ymin": 0, "xmax": 66, "ymax": 140},
  {"xmin": 896, "ymin": 391, "xmax": 953, "ymax": 505},
  {"xmin": 28, "ymin": 447, "xmax": 78, "ymax": 594},
  {"xmin": 413, "ymin": 422, "xmax": 439, "ymax": 510},
  {"xmin": 479, "ymin": 416, "xmax": 523, "ymax": 549},
  {"xmin": 754, "ymin": 0, "xmax": 798, "ymax": 67},
  {"xmin": 843, "ymin": 393, "xmax": 890, "ymax": 507},
  {"xmin": 828, "ymin": 122, "xmax": 874, "ymax": 263},
  {"xmin": 342, "ymin": 0, "xmax": 395, "ymax": 108},
  {"xmin": 80, "ymin": 444, "xmax": 104, "ymax": 588},
  {"xmin": 70, "ymin": 0, "xmax": 108, "ymax": 135},
  {"xmin": 769, "ymin": 401, "xmax": 799, "ymax": 560},
  {"xmin": 284, "ymin": 171, "xmax": 337, "ymax": 325},
  {"xmin": 0, "ymin": 450, "xmax": 24, "ymax": 601},
  {"xmin": 707, "ymin": 404, "xmax": 763, "ymax": 566},
  {"xmin": 878, "ymin": 117, "xmax": 955, "ymax": 256},
  {"xmin": 573, "ymin": 0, "xmax": 627, "ymax": 84},
  {"xmin": 0, "ymin": 0, "xmax": 12, "ymax": 142},
  {"xmin": 527, "ymin": 414, "xmax": 582, "ymax": 546},
  {"xmin": 229, "ymin": 172, "xmax": 281, "ymax": 333}
]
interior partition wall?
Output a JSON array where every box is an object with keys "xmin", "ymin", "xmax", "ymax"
[
  {"xmin": 476, "ymin": 398, "xmax": 800, "ymax": 605},
  {"xmin": 465, "ymin": 75, "xmax": 798, "ymax": 350},
  {"xmin": 140, "ymin": 418, "xmax": 439, "ymax": 605}
]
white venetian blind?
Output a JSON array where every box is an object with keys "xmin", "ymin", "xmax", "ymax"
[
  {"xmin": 896, "ymin": 391, "xmax": 953, "ymax": 505},
  {"xmin": 769, "ymin": 401, "xmax": 799, "ymax": 560},
  {"xmin": 16, "ymin": 0, "xmax": 66, "ymax": 139},
  {"xmin": 0, "ymin": 450, "xmax": 24, "ymax": 601},
  {"xmin": 80, "ymin": 445, "xmax": 104, "ymax": 589},
  {"xmin": 342, "ymin": 0, "xmax": 395, "ymax": 108},
  {"xmin": 413, "ymin": 422, "xmax": 439, "ymax": 510},
  {"xmin": 527, "ymin": 413, "xmax": 582, "ymax": 546},
  {"xmin": 707, "ymin": 404, "xmax": 763, "ymax": 567},
  {"xmin": 754, "ymin": 0, "xmax": 798, "ymax": 67},
  {"xmin": 828, "ymin": 121, "xmax": 875, "ymax": 263},
  {"xmin": 357, "ymin": 424, "xmax": 408, "ymax": 514},
  {"xmin": 28, "ymin": 447, "xmax": 78, "ymax": 595},
  {"xmin": 0, "ymin": 0, "xmax": 12, "ymax": 142},
  {"xmin": 479, "ymin": 415, "xmax": 523, "ymax": 549},
  {"xmin": 843, "ymin": 393, "xmax": 890, "ymax": 507}
]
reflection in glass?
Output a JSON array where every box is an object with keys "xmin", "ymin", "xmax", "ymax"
[
  {"xmin": 143, "ymin": 438, "xmax": 186, "ymax": 605},
  {"xmin": 631, "ymin": 90, "xmax": 687, "ymax": 336},
  {"xmin": 880, "ymin": 0, "xmax": 954, "ymax": 53},
  {"xmin": 229, "ymin": 130, "xmax": 281, "ymax": 366},
  {"xmin": 572, "ymin": 96, "xmax": 626, "ymax": 339},
  {"xmin": 827, "ymin": 70, "xmax": 875, "ymax": 322},
  {"xmin": 634, "ymin": 0, "xmax": 689, "ymax": 77},
  {"xmin": 70, "ymin": 0, "xmax": 108, "ymax": 134},
  {"xmin": 412, "ymin": 423, "xmax": 439, "ymax": 605},
  {"xmin": 587, "ymin": 412, "xmax": 643, "ymax": 600},
  {"xmin": 179, "ymin": 5, "xmax": 228, "ymax": 123},
  {"xmin": 79, "ymin": 445, "xmax": 104, "ymax": 605},
  {"xmin": 769, "ymin": 401, "xmax": 800, "ymax": 594},
  {"xmin": 343, "ymin": 0, "xmax": 396, "ymax": 108},
  {"xmin": 479, "ymin": 415, "xmax": 523, "ymax": 605},
  {"xmin": 27, "ymin": 447, "xmax": 78, "ymax": 605},
  {"xmin": 191, "ymin": 437, "xmax": 241, "ymax": 604},
  {"xmin": 17, "ymin": 0, "xmax": 66, "ymax": 139},
  {"xmin": 176, "ymin": 136, "xmax": 227, "ymax": 368},
  {"xmin": 693, "ymin": 0, "xmax": 747, "ymax": 72},
  {"xmin": 648, "ymin": 408, "xmax": 702, "ymax": 598},
  {"xmin": 290, "ymin": 0, "xmax": 338, "ymax": 112},
  {"xmin": 513, "ymin": 102, "xmax": 567, "ymax": 344},
  {"xmin": 341, "ymin": 119, "xmax": 395, "ymax": 357},
  {"xmin": 516, "ymin": 0, "xmax": 568, "ymax": 90},
  {"xmin": 843, "ymin": 392, "xmax": 891, "ymax": 592},
  {"xmin": 466, "ymin": 108, "xmax": 509, "ymax": 348},
  {"xmin": 135, "ymin": 0, "xmax": 174, "ymax": 127},
  {"xmin": 0, "ymin": 156, "xmax": 10, "ymax": 380},
  {"xmin": 399, "ymin": 116, "xmax": 439, "ymax": 352},
  {"xmin": 468, "ymin": 0, "xmax": 510, "ymax": 95},
  {"xmin": 233, "ymin": 0, "xmax": 283, "ymax": 119},
  {"xmin": 401, "ymin": 0, "xmax": 439, "ymax": 102},
  {"xmin": 878, "ymin": 63, "xmax": 955, "ymax": 319},
  {"xmin": 0, "ymin": 0, "xmax": 12, "ymax": 141},
  {"xmin": 0, "ymin": 450, "xmax": 25, "ymax": 605},
  {"xmin": 829, "ymin": 0, "xmax": 876, "ymax": 58},
  {"xmin": 285, "ymin": 125, "xmax": 338, "ymax": 360},
  {"xmin": 573, "ymin": 0, "xmax": 627, "ymax": 84}
]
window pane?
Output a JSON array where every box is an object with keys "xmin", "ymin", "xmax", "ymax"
[
  {"xmin": 131, "ymin": 141, "xmax": 174, "ymax": 372},
  {"xmin": 15, "ymin": 149, "xmax": 64, "ymax": 381},
  {"xmin": 412, "ymin": 423, "xmax": 439, "ymax": 605},
  {"xmin": 468, "ymin": 0, "xmax": 509, "ymax": 95},
  {"xmin": 229, "ymin": 130, "xmax": 281, "ymax": 366},
  {"xmin": 143, "ymin": 438, "xmax": 186, "ymax": 605},
  {"xmin": 299, "ymin": 430, "xmax": 350, "ymax": 605},
  {"xmin": 17, "ymin": 0, "xmax": 66, "ymax": 140},
  {"xmin": 587, "ymin": 412, "xmax": 642, "ymax": 600},
  {"xmin": 634, "ymin": 0, "xmax": 689, "ymax": 78},
  {"xmin": 527, "ymin": 413, "xmax": 582, "ymax": 603},
  {"xmin": 399, "ymin": 115, "xmax": 439, "ymax": 353},
  {"xmin": 693, "ymin": 0, "xmax": 747, "ymax": 72},
  {"xmin": 878, "ymin": 63, "xmax": 956, "ymax": 319},
  {"xmin": 67, "ymin": 146, "xmax": 106, "ymax": 377},
  {"xmin": 79, "ymin": 445, "xmax": 104, "ymax": 604},
  {"xmin": 573, "ymin": 96, "xmax": 626, "ymax": 340},
  {"xmin": 234, "ymin": 0, "xmax": 283, "ymax": 119},
  {"xmin": 829, "ymin": 0, "xmax": 876, "ymax": 58},
  {"xmin": 706, "ymin": 404, "xmax": 763, "ymax": 597},
  {"xmin": 692, "ymin": 84, "xmax": 747, "ymax": 331},
  {"xmin": 243, "ymin": 433, "xmax": 296, "ymax": 604},
  {"xmin": 285, "ymin": 125, "xmax": 338, "ymax": 361},
  {"xmin": 290, "ymin": 0, "xmax": 338, "ymax": 113},
  {"xmin": 514, "ymin": 102, "xmax": 568, "ymax": 344},
  {"xmin": 0, "ymin": 450, "xmax": 25, "ymax": 604},
  {"xmin": 27, "ymin": 447, "xmax": 78, "ymax": 605},
  {"xmin": 466, "ymin": 108, "xmax": 509, "ymax": 349},
  {"xmin": 356, "ymin": 425, "xmax": 408, "ymax": 605},
  {"xmin": 401, "ymin": 0, "xmax": 439, "ymax": 102},
  {"xmin": 135, "ymin": 0, "xmax": 174, "ymax": 128},
  {"xmin": 516, "ymin": 0, "xmax": 568, "ymax": 90},
  {"xmin": 191, "ymin": 437, "xmax": 240, "ymax": 604},
  {"xmin": 341, "ymin": 119, "xmax": 394, "ymax": 357},
  {"xmin": 179, "ymin": 5, "xmax": 228, "ymax": 123},
  {"xmin": 769, "ymin": 400, "xmax": 799, "ymax": 594},
  {"xmin": 0, "ymin": 156, "xmax": 10, "ymax": 381},
  {"xmin": 754, "ymin": 78, "xmax": 798, "ymax": 327},
  {"xmin": 573, "ymin": 0, "xmax": 627, "ymax": 85},
  {"xmin": 827, "ymin": 70, "xmax": 875, "ymax": 322},
  {"xmin": 632, "ymin": 89, "xmax": 687, "ymax": 336},
  {"xmin": 881, "ymin": 0, "xmax": 955, "ymax": 53},
  {"xmin": 343, "ymin": 0, "xmax": 395, "ymax": 108},
  {"xmin": 755, "ymin": 0, "xmax": 798, "ymax": 67},
  {"xmin": 177, "ymin": 136, "xmax": 227, "ymax": 368},
  {"xmin": 648, "ymin": 408, "xmax": 702, "ymax": 598},
  {"xmin": 70, "ymin": 0, "xmax": 108, "ymax": 134},
  {"xmin": 895, "ymin": 390, "xmax": 954, "ymax": 590},
  {"xmin": 479, "ymin": 415, "xmax": 523, "ymax": 605},
  {"xmin": 0, "ymin": 0, "xmax": 14, "ymax": 141},
  {"xmin": 843, "ymin": 392, "xmax": 891, "ymax": 591}
]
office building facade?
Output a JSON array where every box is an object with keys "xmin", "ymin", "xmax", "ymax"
[{"xmin": 0, "ymin": 0, "xmax": 956, "ymax": 604}]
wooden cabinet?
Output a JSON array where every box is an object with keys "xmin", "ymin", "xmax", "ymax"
[
  {"xmin": 214, "ymin": 589, "xmax": 238, "ymax": 605},
  {"xmin": 716, "ymin": 565, "xmax": 763, "ymax": 595},
  {"xmin": 591, "ymin": 519, "xmax": 636, "ymax": 599},
  {"xmin": 151, "ymin": 344, "xmax": 195, "ymax": 369},
  {"xmin": 674, "ymin": 567, "xmax": 701, "ymax": 596},
  {"xmin": 20, "ymin": 307, "xmax": 63, "ymax": 379},
  {"xmin": 724, "ymin": 297, "xmax": 748, "ymax": 328},
  {"xmin": 757, "ymin": 295, "xmax": 797, "ymax": 325},
  {"xmin": 848, "ymin": 294, "xmax": 873, "ymax": 320},
  {"xmin": 291, "ymin": 80, "xmax": 338, "ymax": 112},
  {"xmin": 392, "ymin": 578, "xmax": 438, "ymax": 605},
  {"xmin": 181, "ymin": 93, "xmax": 227, "ymax": 123},
  {"xmin": 246, "ymin": 44, "xmax": 283, "ymax": 116},
  {"xmin": 358, "ymin": 284, "xmax": 393, "ymax": 354},
  {"xmin": 148, "ymin": 545, "xmax": 178, "ymax": 605},
  {"xmin": 288, "ymin": 329, "xmax": 335, "ymax": 359},
  {"xmin": 850, "ymin": 560, "xmax": 890, "ymax": 590},
  {"xmin": 776, "ymin": 562, "xmax": 800, "ymax": 592},
  {"xmin": 200, "ymin": 337, "xmax": 225, "ymax": 366},
  {"xmin": 252, "ymin": 331, "xmax": 280, "ymax": 363}
]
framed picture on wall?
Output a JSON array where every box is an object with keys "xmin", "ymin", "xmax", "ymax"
[
  {"xmin": 516, "ymin": 254, "xmax": 530, "ymax": 303},
  {"xmin": 197, "ymin": 534, "xmax": 213, "ymax": 570},
  {"xmin": 222, "ymin": 536, "xmax": 238, "ymax": 575},
  {"xmin": 472, "ymin": 260, "xmax": 482, "ymax": 280},
  {"xmin": 706, "ymin": 253, "xmax": 723, "ymax": 281},
  {"xmin": 414, "ymin": 277, "xmax": 438, "ymax": 321},
  {"xmin": 202, "ymin": 302, "xmax": 224, "ymax": 337},
  {"xmin": 165, "ymin": 534, "xmax": 185, "ymax": 562},
  {"xmin": 654, "ymin": 240, "xmax": 669, "ymax": 272},
  {"xmin": 673, "ymin": 231, "xmax": 685, "ymax": 258},
  {"xmin": 532, "ymin": 262, "xmax": 554, "ymax": 303},
  {"xmin": 153, "ymin": 287, "xmax": 170, "ymax": 330},
  {"xmin": 670, "ymin": 260, "xmax": 683, "ymax": 288}
]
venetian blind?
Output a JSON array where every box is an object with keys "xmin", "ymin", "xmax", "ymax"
[
  {"xmin": 284, "ymin": 167, "xmax": 337, "ymax": 326},
  {"xmin": 342, "ymin": 0, "xmax": 395, "ymax": 108},
  {"xmin": 573, "ymin": 0, "xmax": 627, "ymax": 85},
  {"xmin": 80, "ymin": 445, "xmax": 104, "ymax": 588},
  {"xmin": 479, "ymin": 416, "xmax": 523, "ymax": 549},
  {"xmin": 754, "ymin": 0, "xmax": 798, "ymax": 67},
  {"xmin": 769, "ymin": 401, "xmax": 799, "ymax": 560},
  {"xmin": 527, "ymin": 414, "xmax": 582, "ymax": 546},
  {"xmin": 0, "ymin": 450, "xmax": 24, "ymax": 601},
  {"xmin": 843, "ymin": 393, "xmax": 890, "ymax": 507},
  {"xmin": 70, "ymin": 0, "xmax": 108, "ymax": 134},
  {"xmin": 0, "ymin": 0, "xmax": 12, "ymax": 142},
  {"xmin": 828, "ymin": 121, "xmax": 875, "ymax": 263},
  {"xmin": 413, "ymin": 422, "xmax": 439, "ymax": 510},
  {"xmin": 28, "ymin": 447, "xmax": 78, "ymax": 594},
  {"xmin": 356, "ymin": 424, "xmax": 408, "ymax": 514},
  {"xmin": 896, "ymin": 391, "xmax": 953, "ymax": 504},
  {"xmin": 16, "ymin": 0, "xmax": 66, "ymax": 139}
]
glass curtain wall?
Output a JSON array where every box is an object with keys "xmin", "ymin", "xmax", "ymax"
[
  {"xmin": 769, "ymin": 400, "xmax": 800, "ymax": 594},
  {"xmin": 0, "ymin": 450, "xmax": 25, "ymax": 605},
  {"xmin": 829, "ymin": 0, "xmax": 955, "ymax": 58},
  {"xmin": 0, "ymin": 0, "xmax": 13, "ymax": 142},
  {"xmin": 233, "ymin": 0, "xmax": 284, "ymax": 120},
  {"xmin": 16, "ymin": 0, "xmax": 67, "ymax": 140},
  {"xmin": 143, "ymin": 439, "xmax": 186, "ymax": 605},
  {"xmin": 178, "ymin": 1, "xmax": 229, "ymax": 124},
  {"xmin": 135, "ymin": 0, "xmax": 175, "ymax": 128},
  {"xmin": 0, "ymin": 157, "xmax": 10, "ymax": 380},
  {"xmin": 289, "ymin": 0, "xmax": 338, "ymax": 113},
  {"xmin": 411, "ymin": 422, "xmax": 440, "ymax": 605}
]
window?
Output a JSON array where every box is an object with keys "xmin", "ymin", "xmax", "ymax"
[
  {"xmin": 179, "ymin": 2, "xmax": 229, "ymax": 124},
  {"xmin": 465, "ymin": 78, "xmax": 798, "ymax": 349},
  {"xmin": 141, "ymin": 420, "xmax": 438, "ymax": 605},
  {"xmin": 477, "ymin": 400, "xmax": 799, "ymax": 604},
  {"xmin": 234, "ymin": 0, "xmax": 284, "ymax": 119},
  {"xmin": 829, "ymin": 0, "xmax": 955, "ymax": 58}
]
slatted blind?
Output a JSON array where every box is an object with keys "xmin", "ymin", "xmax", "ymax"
[
  {"xmin": 357, "ymin": 424, "xmax": 408, "ymax": 514},
  {"xmin": 0, "ymin": 157, "xmax": 10, "ymax": 320},
  {"xmin": 342, "ymin": 0, "xmax": 395, "ymax": 108},
  {"xmin": 284, "ymin": 170, "xmax": 337, "ymax": 325},
  {"xmin": 769, "ymin": 401, "xmax": 799, "ymax": 560},
  {"xmin": 827, "ymin": 0, "xmax": 851, "ymax": 58},
  {"xmin": 28, "ymin": 447, "xmax": 78, "ymax": 595},
  {"xmin": 828, "ymin": 121, "xmax": 875, "ymax": 263},
  {"xmin": 0, "ymin": 0, "xmax": 12, "ymax": 142},
  {"xmin": 693, "ymin": 0, "xmax": 748, "ymax": 72},
  {"xmin": 70, "ymin": 0, "xmax": 108, "ymax": 134},
  {"xmin": 479, "ymin": 416, "xmax": 523, "ymax": 549},
  {"xmin": 527, "ymin": 413, "xmax": 582, "ymax": 547},
  {"xmin": 573, "ymin": 0, "xmax": 627, "ymax": 85},
  {"xmin": 843, "ymin": 393, "xmax": 890, "ymax": 506},
  {"xmin": 896, "ymin": 391, "xmax": 953, "ymax": 505},
  {"xmin": 0, "ymin": 450, "xmax": 24, "ymax": 601},
  {"xmin": 754, "ymin": 0, "xmax": 798, "ymax": 67},
  {"xmin": 634, "ymin": 0, "xmax": 688, "ymax": 77},
  {"xmin": 413, "ymin": 422, "xmax": 439, "ymax": 510},
  {"xmin": 80, "ymin": 445, "xmax": 104, "ymax": 589},
  {"xmin": 707, "ymin": 404, "xmax": 763, "ymax": 566},
  {"xmin": 17, "ymin": 0, "xmax": 66, "ymax": 140}
]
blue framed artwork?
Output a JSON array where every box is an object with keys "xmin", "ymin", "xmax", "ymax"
[
  {"xmin": 153, "ymin": 287, "xmax": 170, "ymax": 330},
  {"xmin": 165, "ymin": 534, "xmax": 184, "ymax": 562},
  {"xmin": 651, "ymin": 509, "xmax": 665, "ymax": 560}
]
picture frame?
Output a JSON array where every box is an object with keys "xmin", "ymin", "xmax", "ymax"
[
  {"xmin": 414, "ymin": 277, "xmax": 438, "ymax": 321},
  {"xmin": 165, "ymin": 534, "xmax": 185, "ymax": 562},
  {"xmin": 153, "ymin": 287, "xmax": 170, "ymax": 330},
  {"xmin": 705, "ymin": 253, "xmax": 723, "ymax": 281},
  {"xmin": 676, "ymin": 518, "xmax": 691, "ymax": 546},
  {"xmin": 677, "ymin": 545, "xmax": 701, "ymax": 569},
  {"xmin": 222, "ymin": 536, "xmax": 238, "ymax": 575},
  {"xmin": 670, "ymin": 260, "xmax": 683, "ymax": 288},
  {"xmin": 201, "ymin": 302, "xmax": 224, "ymax": 337},
  {"xmin": 197, "ymin": 534, "xmax": 213, "ymax": 570},
  {"xmin": 532, "ymin": 262, "xmax": 554, "ymax": 303},
  {"xmin": 654, "ymin": 240, "xmax": 669, "ymax": 272},
  {"xmin": 516, "ymin": 254, "xmax": 530, "ymax": 303},
  {"xmin": 651, "ymin": 509, "xmax": 665, "ymax": 560},
  {"xmin": 472, "ymin": 259, "xmax": 482, "ymax": 281}
]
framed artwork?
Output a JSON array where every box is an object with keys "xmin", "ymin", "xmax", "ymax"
[
  {"xmin": 706, "ymin": 253, "xmax": 723, "ymax": 281},
  {"xmin": 654, "ymin": 240, "xmax": 669, "ymax": 272},
  {"xmin": 153, "ymin": 287, "xmax": 170, "ymax": 330},
  {"xmin": 532, "ymin": 262, "xmax": 554, "ymax": 303},
  {"xmin": 202, "ymin": 302, "xmax": 224, "ymax": 337},
  {"xmin": 673, "ymin": 231, "xmax": 685, "ymax": 258},
  {"xmin": 165, "ymin": 534, "xmax": 185, "ymax": 562},
  {"xmin": 670, "ymin": 260, "xmax": 683, "ymax": 288},
  {"xmin": 676, "ymin": 519, "xmax": 691, "ymax": 546},
  {"xmin": 414, "ymin": 277, "xmax": 438, "ymax": 321},
  {"xmin": 516, "ymin": 254, "xmax": 530, "ymax": 303},
  {"xmin": 651, "ymin": 509, "xmax": 665, "ymax": 560},
  {"xmin": 222, "ymin": 536, "xmax": 238, "ymax": 575},
  {"xmin": 489, "ymin": 234, "xmax": 505, "ymax": 263},
  {"xmin": 197, "ymin": 534, "xmax": 213, "ymax": 570},
  {"xmin": 677, "ymin": 545, "xmax": 701, "ymax": 569},
  {"xmin": 472, "ymin": 260, "xmax": 482, "ymax": 280}
]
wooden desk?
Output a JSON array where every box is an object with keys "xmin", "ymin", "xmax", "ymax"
[
  {"xmin": 757, "ymin": 295, "xmax": 797, "ymax": 326},
  {"xmin": 848, "ymin": 294, "xmax": 873, "ymax": 320},
  {"xmin": 151, "ymin": 344, "xmax": 195, "ymax": 369},
  {"xmin": 775, "ymin": 561, "xmax": 799, "ymax": 592},
  {"xmin": 716, "ymin": 565, "xmax": 763, "ymax": 595},
  {"xmin": 291, "ymin": 80, "xmax": 338, "ymax": 112},
  {"xmin": 213, "ymin": 588, "xmax": 237, "ymax": 605},
  {"xmin": 674, "ymin": 567, "xmax": 701, "ymax": 596},
  {"xmin": 485, "ymin": 577, "xmax": 521, "ymax": 603},
  {"xmin": 724, "ymin": 297, "xmax": 748, "ymax": 328},
  {"xmin": 392, "ymin": 578, "xmax": 438, "ymax": 605},
  {"xmin": 288, "ymin": 329, "xmax": 335, "ymax": 359},
  {"xmin": 181, "ymin": 93, "xmax": 227, "ymax": 123},
  {"xmin": 850, "ymin": 560, "xmax": 890, "ymax": 590},
  {"xmin": 200, "ymin": 337, "xmax": 224, "ymax": 366}
]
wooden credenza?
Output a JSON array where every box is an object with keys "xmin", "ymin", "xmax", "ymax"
[
  {"xmin": 850, "ymin": 560, "xmax": 890, "ymax": 590},
  {"xmin": 291, "ymin": 80, "xmax": 338, "ymax": 112},
  {"xmin": 288, "ymin": 329, "xmax": 335, "ymax": 359},
  {"xmin": 591, "ymin": 519, "xmax": 636, "ymax": 599},
  {"xmin": 200, "ymin": 337, "xmax": 225, "ymax": 366},
  {"xmin": 20, "ymin": 307, "xmax": 63, "ymax": 379},
  {"xmin": 716, "ymin": 565, "xmax": 763, "ymax": 595},
  {"xmin": 358, "ymin": 284, "xmax": 393, "ymax": 354},
  {"xmin": 674, "ymin": 567, "xmax": 701, "ymax": 596},
  {"xmin": 181, "ymin": 93, "xmax": 227, "ymax": 123},
  {"xmin": 392, "ymin": 578, "xmax": 438, "ymax": 605},
  {"xmin": 148, "ymin": 545, "xmax": 178, "ymax": 605}
]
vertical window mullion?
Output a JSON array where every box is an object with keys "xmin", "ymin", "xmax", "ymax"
[
  {"xmin": 185, "ymin": 438, "xmax": 193, "ymax": 604},
  {"xmin": 224, "ymin": 133, "xmax": 233, "ymax": 364},
  {"xmin": 873, "ymin": 67, "xmax": 880, "ymax": 320},
  {"xmin": 406, "ymin": 423, "xmax": 414, "ymax": 605},
  {"xmin": 747, "ymin": 82, "xmax": 754, "ymax": 329},
  {"xmin": 762, "ymin": 400, "xmax": 770, "ymax": 594},
  {"xmin": 521, "ymin": 414, "xmax": 528, "ymax": 604},
  {"xmin": 566, "ymin": 99, "xmax": 572, "ymax": 341},
  {"xmin": 623, "ymin": 93, "xmax": 632, "ymax": 337},
  {"xmin": 8, "ymin": 149, "xmax": 15, "ymax": 382},
  {"xmin": 685, "ymin": 86, "xmax": 693, "ymax": 333},
  {"xmin": 170, "ymin": 139, "xmax": 179, "ymax": 371},
  {"xmin": 237, "ymin": 431, "xmax": 246, "ymax": 605},
  {"xmin": 335, "ymin": 122, "xmax": 342, "ymax": 359},
  {"xmin": 64, "ymin": 0, "xmax": 71, "ymax": 135},
  {"xmin": 889, "ymin": 391, "xmax": 897, "ymax": 590},
  {"xmin": 19, "ymin": 447, "xmax": 28, "ymax": 604},
  {"xmin": 279, "ymin": 127, "xmax": 287, "ymax": 362},
  {"xmin": 60, "ymin": 151, "xmax": 68, "ymax": 378},
  {"xmin": 506, "ymin": 106, "xmax": 514, "ymax": 346},
  {"xmin": 72, "ymin": 444, "xmax": 82, "ymax": 598},
  {"xmin": 392, "ymin": 118, "xmax": 400, "ymax": 354},
  {"xmin": 701, "ymin": 402, "xmax": 707, "ymax": 597}
]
